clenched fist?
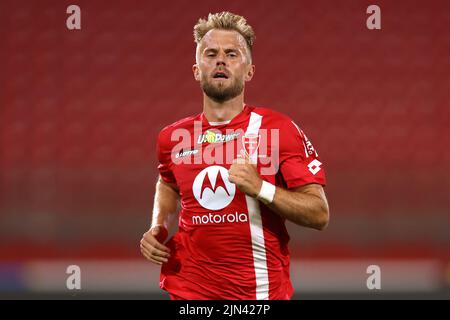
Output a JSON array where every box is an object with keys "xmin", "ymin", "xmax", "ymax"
[
  {"xmin": 228, "ymin": 156, "xmax": 263, "ymax": 198},
  {"xmin": 140, "ymin": 225, "xmax": 170, "ymax": 265}
]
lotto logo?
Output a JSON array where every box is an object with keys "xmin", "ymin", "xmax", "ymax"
[{"xmin": 308, "ymin": 159, "xmax": 322, "ymax": 175}]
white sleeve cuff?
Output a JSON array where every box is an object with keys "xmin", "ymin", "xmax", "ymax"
[{"xmin": 257, "ymin": 181, "xmax": 276, "ymax": 204}]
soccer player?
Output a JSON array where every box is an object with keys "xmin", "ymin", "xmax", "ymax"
[{"xmin": 140, "ymin": 12, "xmax": 329, "ymax": 300}]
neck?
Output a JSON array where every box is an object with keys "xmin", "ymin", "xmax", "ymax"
[{"xmin": 202, "ymin": 93, "xmax": 245, "ymax": 123}]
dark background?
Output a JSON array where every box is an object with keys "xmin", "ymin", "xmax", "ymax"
[{"xmin": 0, "ymin": 0, "xmax": 449, "ymax": 299}]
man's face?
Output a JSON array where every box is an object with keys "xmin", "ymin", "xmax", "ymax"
[{"xmin": 193, "ymin": 29, "xmax": 255, "ymax": 103}]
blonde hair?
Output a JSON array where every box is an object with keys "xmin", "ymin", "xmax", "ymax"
[{"xmin": 193, "ymin": 12, "xmax": 255, "ymax": 56}]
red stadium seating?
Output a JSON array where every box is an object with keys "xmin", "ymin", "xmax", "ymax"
[{"xmin": 0, "ymin": 0, "xmax": 449, "ymax": 263}]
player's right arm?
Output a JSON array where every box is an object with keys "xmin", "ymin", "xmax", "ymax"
[{"xmin": 140, "ymin": 177, "xmax": 180, "ymax": 265}]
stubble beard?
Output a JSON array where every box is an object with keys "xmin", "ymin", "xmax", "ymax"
[{"xmin": 200, "ymin": 74, "xmax": 244, "ymax": 103}]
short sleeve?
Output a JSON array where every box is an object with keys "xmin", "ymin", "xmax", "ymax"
[
  {"xmin": 278, "ymin": 120, "xmax": 326, "ymax": 189},
  {"xmin": 157, "ymin": 129, "xmax": 177, "ymax": 184}
]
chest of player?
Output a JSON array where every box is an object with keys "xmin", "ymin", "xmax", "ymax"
[
  {"xmin": 170, "ymin": 130, "xmax": 235, "ymax": 213},
  {"xmin": 170, "ymin": 127, "xmax": 278, "ymax": 212}
]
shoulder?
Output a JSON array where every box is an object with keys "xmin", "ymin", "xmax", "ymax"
[
  {"xmin": 251, "ymin": 106, "xmax": 300, "ymax": 130},
  {"xmin": 158, "ymin": 113, "xmax": 200, "ymax": 144}
]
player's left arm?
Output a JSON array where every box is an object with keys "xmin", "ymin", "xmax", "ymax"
[
  {"xmin": 228, "ymin": 160, "xmax": 329, "ymax": 230},
  {"xmin": 267, "ymin": 182, "xmax": 329, "ymax": 230}
]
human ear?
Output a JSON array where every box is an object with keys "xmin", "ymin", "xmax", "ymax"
[
  {"xmin": 245, "ymin": 64, "xmax": 255, "ymax": 82},
  {"xmin": 192, "ymin": 64, "xmax": 200, "ymax": 81}
]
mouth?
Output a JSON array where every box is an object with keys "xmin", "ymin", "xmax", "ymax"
[{"xmin": 212, "ymin": 71, "xmax": 229, "ymax": 79}]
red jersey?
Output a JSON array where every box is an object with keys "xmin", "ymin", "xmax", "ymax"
[{"xmin": 157, "ymin": 105, "xmax": 326, "ymax": 300}]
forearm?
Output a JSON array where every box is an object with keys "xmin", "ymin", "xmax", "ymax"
[
  {"xmin": 151, "ymin": 177, "xmax": 180, "ymax": 228},
  {"xmin": 265, "ymin": 184, "xmax": 329, "ymax": 230}
]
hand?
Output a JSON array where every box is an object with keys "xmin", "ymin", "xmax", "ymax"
[
  {"xmin": 228, "ymin": 155, "xmax": 263, "ymax": 198},
  {"xmin": 140, "ymin": 225, "xmax": 171, "ymax": 265}
]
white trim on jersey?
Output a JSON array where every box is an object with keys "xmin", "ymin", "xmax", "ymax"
[
  {"xmin": 291, "ymin": 121, "xmax": 309, "ymax": 158},
  {"xmin": 245, "ymin": 112, "xmax": 270, "ymax": 300}
]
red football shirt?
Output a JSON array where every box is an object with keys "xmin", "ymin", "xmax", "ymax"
[{"xmin": 156, "ymin": 105, "xmax": 326, "ymax": 300}]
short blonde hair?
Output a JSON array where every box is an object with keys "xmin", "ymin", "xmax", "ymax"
[{"xmin": 193, "ymin": 12, "xmax": 255, "ymax": 55}]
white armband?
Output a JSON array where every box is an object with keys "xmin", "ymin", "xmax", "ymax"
[{"xmin": 257, "ymin": 181, "xmax": 276, "ymax": 204}]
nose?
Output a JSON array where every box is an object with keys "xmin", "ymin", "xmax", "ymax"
[{"xmin": 216, "ymin": 51, "xmax": 227, "ymax": 66}]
